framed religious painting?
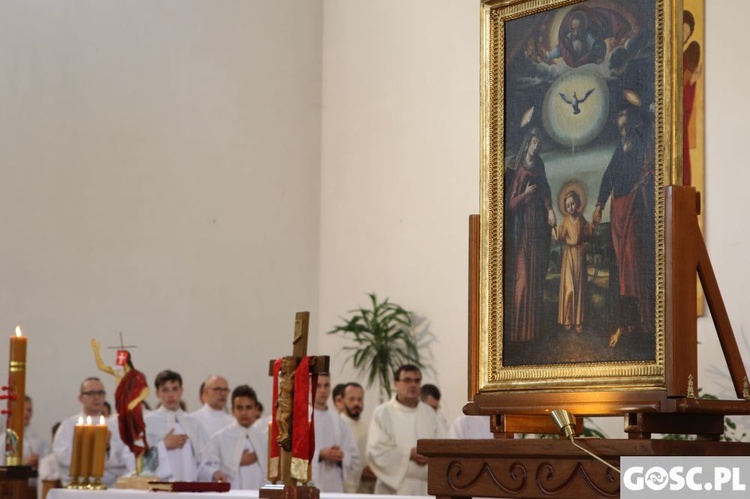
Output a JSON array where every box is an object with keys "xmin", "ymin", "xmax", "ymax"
[{"xmin": 476, "ymin": 0, "xmax": 683, "ymax": 408}]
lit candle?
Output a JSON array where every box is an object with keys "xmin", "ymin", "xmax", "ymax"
[
  {"xmin": 5, "ymin": 325, "xmax": 27, "ymax": 466},
  {"xmin": 79, "ymin": 415, "xmax": 95, "ymax": 479},
  {"xmin": 91, "ymin": 416, "xmax": 108, "ymax": 478},
  {"xmin": 70, "ymin": 416, "xmax": 85, "ymax": 479}
]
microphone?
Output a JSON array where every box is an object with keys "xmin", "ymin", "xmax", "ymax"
[{"xmin": 549, "ymin": 409, "xmax": 620, "ymax": 474}]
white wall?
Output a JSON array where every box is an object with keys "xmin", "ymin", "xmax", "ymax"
[
  {"xmin": 0, "ymin": 0, "xmax": 323, "ymax": 436},
  {"xmin": 0, "ymin": 0, "xmax": 748, "ymax": 444},
  {"xmin": 318, "ymin": 0, "xmax": 479, "ymax": 421}
]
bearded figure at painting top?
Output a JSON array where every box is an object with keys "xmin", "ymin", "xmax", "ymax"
[{"xmin": 91, "ymin": 339, "xmax": 151, "ymax": 474}]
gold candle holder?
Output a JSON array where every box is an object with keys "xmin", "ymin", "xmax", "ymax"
[
  {"xmin": 88, "ymin": 476, "xmax": 106, "ymax": 490},
  {"xmin": 66, "ymin": 477, "xmax": 86, "ymax": 490}
]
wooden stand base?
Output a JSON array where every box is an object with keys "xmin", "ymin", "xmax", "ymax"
[
  {"xmin": 418, "ymin": 438, "xmax": 750, "ymax": 499},
  {"xmin": 114, "ymin": 475, "xmax": 156, "ymax": 490},
  {"xmin": 260, "ymin": 484, "xmax": 320, "ymax": 499},
  {"xmin": 0, "ymin": 466, "xmax": 37, "ymax": 499}
]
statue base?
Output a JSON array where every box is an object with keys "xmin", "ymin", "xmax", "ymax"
[
  {"xmin": 115, "ymin": 475, "xmax": 155, "ymax": 490},
  {"xmin": 260, "ymin": 484, "xmax": 320, "ymax": 499}
]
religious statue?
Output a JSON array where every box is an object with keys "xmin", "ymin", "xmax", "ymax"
[
  {"xmin": 276, "ymin": 356, "xmax": 296, "ymax": 452},
  {"xmin": 91, "ymin": 339, "xmax": 150, "ymax": 474}
]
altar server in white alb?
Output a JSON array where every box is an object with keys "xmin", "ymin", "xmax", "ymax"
[
  {"xmin": 191, "ymin": 375, "xmax": 234, "ymax": 437},
  {"xmin": 367, "ymin": 364, "xmax": 447, "ymax": 495},
  {"xmin": 312, "ymin": 374, "xmax": 360, "ymax": 492},
  {"xmin": 144, "ymin": 369, "xmax": 213, "ymax": 481},
  {"xmin": 207, "ymin": 384, "xmax": 267, "ymax": 489},
  {"xmin": 53, "ymin": 377, "xmax": 134, "ymax": 486}
]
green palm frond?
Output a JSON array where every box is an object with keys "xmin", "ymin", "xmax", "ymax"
[{"xmin": 328, "ymin": 292, "xmax": 423, "ymax": 398}]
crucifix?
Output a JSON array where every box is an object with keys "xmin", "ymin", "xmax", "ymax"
[{"xmin": 260, "ymin": 311, "xmax": 329, "ymax": 499}]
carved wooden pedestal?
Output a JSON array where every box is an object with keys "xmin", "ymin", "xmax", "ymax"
[{"xmin": 418, "ymin": 438, "xmax": 750, "ymax": 499}]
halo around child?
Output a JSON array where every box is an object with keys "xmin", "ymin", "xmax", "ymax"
[{"xmin": 558, "ymin": 180, "xmax": 588, "ymax": 214}]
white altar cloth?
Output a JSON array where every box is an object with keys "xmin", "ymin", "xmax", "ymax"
[{"xmin": 48, "ymin": 489, "xmax": 428, "ymax": 499}]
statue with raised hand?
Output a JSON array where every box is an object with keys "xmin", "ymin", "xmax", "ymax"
[{"xmin": 91, "ymin": 338, "xmax": 150, "ymax": 474}]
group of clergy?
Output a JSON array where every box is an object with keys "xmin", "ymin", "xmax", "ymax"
[{"xmin": 12, "ymin": 364, "xmax": 495, "ymax": 496}]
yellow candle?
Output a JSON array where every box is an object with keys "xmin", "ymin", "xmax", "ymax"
[
  {"xmin": 6, "ymin": 326, "xmax": 27, "ymax": 466},
  {"xmin": 91, "ymin": 416, "xmax": 108, "ymax": 477},
  {"xmin": 70, "ymin": 416, "xmax": 85, "ymax": 478},
  {"xmin": 80, "ymin": 416, "xmax": 94, "ymax": 478}
]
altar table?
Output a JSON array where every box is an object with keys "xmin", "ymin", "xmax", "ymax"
[{"xmin": 49, "ymin": 490, "xmax": 428, "ymax": 499}]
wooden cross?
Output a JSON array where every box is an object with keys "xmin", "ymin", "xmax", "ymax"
[{"xmin": 265, "ymin": 311, "xmax": 329, "ymax": 490}]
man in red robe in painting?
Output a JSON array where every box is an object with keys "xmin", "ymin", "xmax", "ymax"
[
  {"xmin": 505, "ymin": 127, "xmax": 556, "ymax": 342},
  {"xmin": 593, "ymin": 108, "xmax": 655, "ymax": 347}
]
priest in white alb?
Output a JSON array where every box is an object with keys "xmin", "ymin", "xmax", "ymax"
[
  {"xmin": 144, "ymin": 370, "xmax": 213, "ymax": 481},
  {"xmin": 53, "ymin": 378, "xmax": 134, "ymax": 486},
  {"xmin": 312, "ymin": 374, "xmax": 360, "ymax": 492},
  {"xmin": 367, "ymin": 365, "xmax": 447, "ymax": 495},
  {"xmin": 340, "ymin": 382, "xmax": 376, "ymax": 493},
  {"xmin": 191, "ymin": 375, "xmax": 234, "ymax": 437},
  {"xmin": 207, "ymin": 384, "xmax": 267, "ymax": 489}
]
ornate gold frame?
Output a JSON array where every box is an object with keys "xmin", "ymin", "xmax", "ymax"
[{"xmin": 478, "ymin": 0, "xmax": 682, "ymax": 394}]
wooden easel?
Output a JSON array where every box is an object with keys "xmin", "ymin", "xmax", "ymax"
[
  {"xmin": 260, "ymin": 311, "xmax": 329, "ymax": 499},
  {"xmin": 418, "ymin": 186, "xmax": 750, "ymax": 498}
]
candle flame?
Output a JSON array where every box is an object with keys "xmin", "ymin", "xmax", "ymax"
[
  {"xmin": 78, "ymin": 416, "xmax": 84, "ymax": 424},
  {"xmin": 15, "ymin": 326, "xmax": 22, "ymax": 337},
  {"xmin": 99, "ymin": 415, "xmax": 106, "ymax": 425},
  {"xmin": 86, "ymin": 415, "xmax": 93, "ymax": 424}
]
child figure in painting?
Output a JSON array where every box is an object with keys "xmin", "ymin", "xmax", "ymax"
[{"xmin": 553, "ymin": 188, "xmax": 595, "ymax": 333}]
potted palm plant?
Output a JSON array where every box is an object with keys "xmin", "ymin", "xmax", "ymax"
[{"xmin": 328, "ymin": 293, "xmax": 424, "ymax": 400}]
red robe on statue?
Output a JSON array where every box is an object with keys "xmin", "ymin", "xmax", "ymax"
[{"xmin": 115, "ymin": 368, "xmax": 149, "ymax": 459}]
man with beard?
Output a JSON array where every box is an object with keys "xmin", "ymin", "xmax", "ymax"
[
  {"xmin": 340, "ymin": 383, "xmax": 376, "ymax": 493},
  {"xmin": 539, "ymin": 6, "xmax": 634, "ymax": 68},
  {"xmin": 312, "ymin": 375, "xmax": 360, "ymax": 492},
  {"xmin": 593, "ymin": 107, "xmax": 655, "ymax": 346}
]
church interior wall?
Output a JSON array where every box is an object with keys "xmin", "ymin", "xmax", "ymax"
[
  {"xmin": 0, "ymin": 0, "xmax": 749, "ymax": 443},
  {"xmin": 0, "ymin": 0, "xmax": 324, "ymax": 435}
]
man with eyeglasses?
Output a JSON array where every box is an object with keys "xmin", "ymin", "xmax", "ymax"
[
  {"xmin": 52, "ymin": 377, "xmax": 134, "ymax": 486},
  {"xmin": 191, "ymin": 375, "xmax": 234, "ymax": 437},
  {"xmin": 367, "ymin": 364, "xmax": 446, "ymax": 495}
]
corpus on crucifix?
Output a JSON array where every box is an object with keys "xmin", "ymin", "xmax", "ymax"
[
  {"xmin": 261, "ymin": 311, "xmax": 329, "ymax": 499},
  {"xmin": 91, "ymin": 333, "xmax": 150, "ymax": 475}
]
